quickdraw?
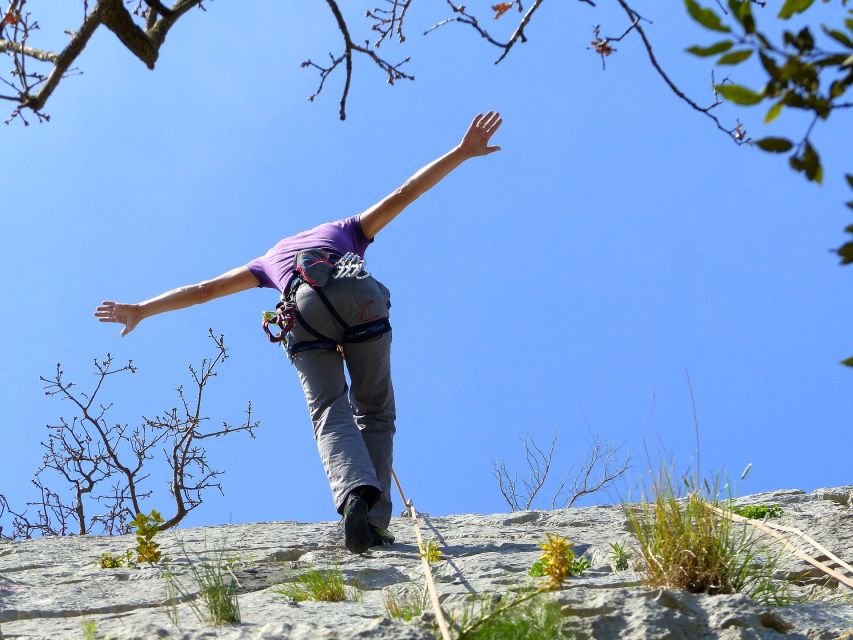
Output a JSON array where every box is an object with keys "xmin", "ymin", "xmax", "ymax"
[{"xmin": 334, "ymin": 252, "xmax": 370, "ymax": 280}]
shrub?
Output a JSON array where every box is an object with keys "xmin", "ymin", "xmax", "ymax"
[
  {"xmin": 130, "ymin": 510, "xmax": 164, "ymax": 564},
  {"xmin": 626, "ymin": 470, "xmax": 789, "ymax": 604},
  {"xmin": 528, "ymin": 534, "xmax": 589, "ymax": 586}
]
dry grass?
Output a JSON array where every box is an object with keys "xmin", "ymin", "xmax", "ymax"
[{"xmin": 626, "ymin": 470, "xmax": 790, "ymax": 604}]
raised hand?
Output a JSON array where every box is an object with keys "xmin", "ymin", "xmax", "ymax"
[
  {"xmin": 94, "ymin": 300, "xmax": 142, "ymax": 337},
  {"xmin": 458, "ymin": 111, "xmax": 503, "ymax": 159}
]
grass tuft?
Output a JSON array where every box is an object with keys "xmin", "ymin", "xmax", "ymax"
[
  {"xmin": 626, "ymin": 468, "xmax": 790, "ymax": 605},
  {"xmin": 163, "ymin": 538, "xmax": 242, "ymax": 626},
  {"xmin": 274, "ymin": 565, "xmax": 355, "ymax": 602},
  {"xmin": 383, "ymin": 585, "xmax": 426, "ymax": 621}
]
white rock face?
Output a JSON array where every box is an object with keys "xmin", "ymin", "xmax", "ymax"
[{"xmin": 0, "ymin": 487, "xmax": 850, "ymax": 639}]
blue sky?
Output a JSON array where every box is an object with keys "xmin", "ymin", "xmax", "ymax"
[{"xmin": 1, "ymin": 0, "xmax": 850, "ymax": 533}]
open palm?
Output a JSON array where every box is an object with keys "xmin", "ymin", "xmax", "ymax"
[{"xmin": 459, "ymin": 111, "xmax": 503, "ymax": 158}]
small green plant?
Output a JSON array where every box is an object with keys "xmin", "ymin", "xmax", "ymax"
[
  {"xmin": 730, "ymin": 504, "xmax": 783, "ymax": 519},
  {"xmin": 528, "ymin": 534, "xmax": 588, "ymax": 585},
  {"xmin": 81, "ymin": 620, "xmax": 117, "ymax": 640},
  {"xmin": 274, "ymin": 565, "xmax": 355, "ymax": 602},
  {"xmin": 383, "ymin": 585, "xmax": 425, "ymax": 621},
  {"xmin": 99, "ymin": 550, "xmax": 135, "ymax": 569},
  {"xmin": 626, "ymin": 468, "xmax": 790, "ymax": 605},
  {"xmin": 453, "ymin": 594, "xmax": 566, "ymax": 640},
  {"xmin": 163, "ymin": 538, "xmax": 242, "ymax": 626},
  {"xmin": 420, "ymin": 539, "xmax": 443, "ymax": 564},
  {"xmin": 609, "ymin": 541, "xmax": 630, "ymax": 572},
  {"xmin": 130, "ymin": 510, "xmax": 164, "ymax": 564}
]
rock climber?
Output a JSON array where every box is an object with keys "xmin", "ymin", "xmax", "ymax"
[{"xmin": 94, "ymin": 111, "xmax": 503, "ymax": 554}]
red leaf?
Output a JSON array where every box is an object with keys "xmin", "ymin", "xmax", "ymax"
[{"xmin": 492, "ymin": 2, "xmax": 513, "ymax": 19}]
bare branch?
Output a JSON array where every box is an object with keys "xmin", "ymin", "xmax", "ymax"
[
  {"xmin": 612, "ymin": 0, "xmax": 746, "ymax": 144},
  {"xmin": 0, "ymin": 330, "xmax": 257, "ymax": 540},
  {"xmin": 551, "ymin": 435, "xmax": 630, "ymax": 509},
  {"xmin": 1, "ymin": 0, "xmax": 207, "ymax": 122},
  {"xmin": 303, "ymin": 0, "xmax": 413, "ymax": 120},
  {"xmin": 493, "ymin": 429, "xmax": 558, "ymax": 511},
  {"xmin": 366, "ymin": 0, "xmax": 412, "ymax": 47},
  {"xmin": 0, "ymin": 39, "xmax": 57, "ymax": 62}
]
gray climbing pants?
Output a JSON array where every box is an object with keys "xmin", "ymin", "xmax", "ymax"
[{"xmin": 287, "ymin": 275, "xmax": 395, "ymax": 529}]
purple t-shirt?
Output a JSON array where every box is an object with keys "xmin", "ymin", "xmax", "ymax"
[{"xmin": 247, "ymin": 215, "xmax": 373, "ymax": 293}]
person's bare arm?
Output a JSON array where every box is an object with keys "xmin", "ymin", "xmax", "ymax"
[
  {"xmin": 359, "ymin": 111, "xmax": 503, "ymax": 240},
  {"xmin": 95, "ymin": 266, "xmax": 260, "ymax": 336}
]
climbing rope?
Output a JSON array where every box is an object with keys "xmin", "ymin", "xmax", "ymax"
[
  {"xmin": 707, "ymin": 503, "xmax": 853, "ymax": 590},
  {"xmin": 391, "ymin": 468, "xmax": 453, "ymax": 640}
]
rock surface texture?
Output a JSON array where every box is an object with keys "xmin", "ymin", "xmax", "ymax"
[{"xmin": 0, "ymin": 487, "xmax": 851, "ymax": 639}]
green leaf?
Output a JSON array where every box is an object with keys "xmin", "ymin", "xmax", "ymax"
[
  {"xmin": 728, "ymin": 0, "xmax": 755, "ymax": 33},
  {"xmin": 764, "ymin": 101, "xmax": 783, "ymax": 123},
  {"xmin": 716, "ymin": 83, "xmax": 763, "ymax": 105},
  {"xmin": 759, "ymin": 52, "xmax": 780, "ymax": 77},
  {"xmin": 686, "ymin": 40, "xmax": 733, "ymax": 56},
  {"xmin": 754, "ymin": 137, "xmax": 793, "ymax": 152},
  {"xmin": 803, "ymin": 142, "xmax": 822, "ymax": 183},
  {"xmin": 844, "ymin": 54, "xmax": 853, "ymax": 67},
  {"xmin": 845, "ymin": 18, "xmax": 853, "ymax": 34},
  {"xmin": 779, "ymin": 0, "xmax": 816, "ymax": 20},
  {"xmin": 685, "ymin": 0, "xmax": 731, "ymax": 33},
  {"xmin": 815, "ymin": 54, "xmax": 852, "ymax": 68},
  {"xmin": 782, "ymin": 90, "xmax": 808, "ymax": 108},
  {"xmin": 841, "ymin": 356, "xmax": 853, "ymax": 367},
  {"xmin": 846, "ymin": 174, "xmax": 853, "ymax": 190},
  {"xmin": 822, "ymin": 26, "xmax": 853, "ymax": 48},
  {"xmin": 717, "ymin": 49, "xmax": 753, "ymax": 65}
]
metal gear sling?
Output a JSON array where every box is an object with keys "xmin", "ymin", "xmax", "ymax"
[{"xmin": 261, "ymin": 250, "xmax": 391, "ymax": 356}]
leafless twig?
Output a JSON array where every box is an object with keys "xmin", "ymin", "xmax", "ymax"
[
  {"xmin": 0, "ymin": 330, "xmax": 258, "ymax": 540},
  {"xmin": 551, "ymin": 435, "xmax": 630, "ymax": 509},
  {"xmin": 301, "ymin": 0, "xmax": 413, "ymax": 120},
  {"xmin": 366, "ymin": 0, "xmax": 412, "ymax": 47},
  {"xmin": 493, "ymin": 429, "xmax": 558, "ymax": 511}
]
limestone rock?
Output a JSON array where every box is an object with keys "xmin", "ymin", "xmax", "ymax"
[{"xmin": 0, "ymin": 487, "xmax": 850, "ymax": 639}]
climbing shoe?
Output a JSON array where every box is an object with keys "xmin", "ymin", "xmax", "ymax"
[
  {"xmin": 370, "ymin": 526, "xmax": 395, "ymax": 547},
  {"xmin": 343, "ymin": 493, "xmax": 373, "ymax": 554}
]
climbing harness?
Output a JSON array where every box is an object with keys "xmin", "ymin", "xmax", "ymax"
[{"xmin": 260, "ymin": 249, "xmax": 391, "ymax": 354}]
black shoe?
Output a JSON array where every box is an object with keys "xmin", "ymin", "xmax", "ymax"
[
  {"xmin": 343, "ymin": 494, "xmax": 373, "ymax": 554},
  {"xmin": 370, "ymin": 525, "xmax": 395, "ymax": 547}
]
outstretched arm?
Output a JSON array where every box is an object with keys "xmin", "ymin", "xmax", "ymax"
[
  {"xmin": 95, "ymin": 266, "xmax": 260, "ymax": 336},
  {"xmin": 359, "ymin": 111, "xmax": 503, "ymax": 240}
]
